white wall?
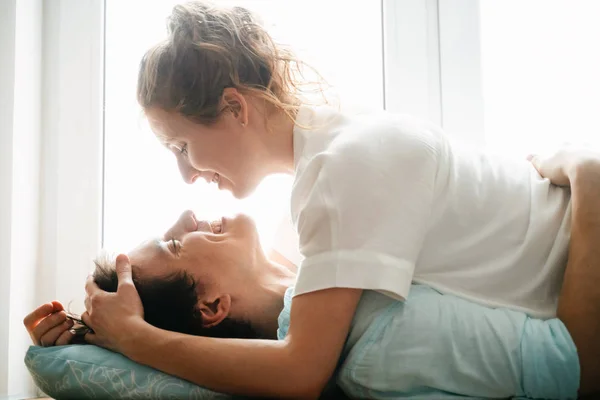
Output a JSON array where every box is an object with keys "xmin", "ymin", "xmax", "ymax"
[{"xmin": 0, "ymin": 0, "xmax": 43, "ymax": 396}]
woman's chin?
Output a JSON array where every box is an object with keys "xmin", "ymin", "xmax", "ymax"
[{"xmin": 230, "ymin": 182, "xmax": 258, "ymax": 200}]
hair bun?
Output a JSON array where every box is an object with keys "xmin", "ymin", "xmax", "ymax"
[
  {"xmin": 138, "ymin": 0, "xmax": 314, "ymax": 126},
  {"xmin": 231, "ymin": 6, "xmax": 257, "ymax": 26},
  {"xmin": 167, "ymin": 2, "xmax": 210, "ymax": 43}
]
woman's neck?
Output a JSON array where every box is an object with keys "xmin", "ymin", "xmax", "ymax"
[{"xmin": 251, "ymin": 101, "xmax": 297, "ymax": 176}]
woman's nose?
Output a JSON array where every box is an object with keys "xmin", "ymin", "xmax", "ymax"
[{"xmin": 177, "ymin": 158, "xmax": 200, "ymax": 184}]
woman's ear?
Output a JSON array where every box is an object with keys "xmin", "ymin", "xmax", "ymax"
[
  {"xmin": 198, "ymin": 294, "xmax": 232, "ymax": 328},
  {"xmin": 221, "ymin": 87, "xmax": 248, "ymax": 126}
]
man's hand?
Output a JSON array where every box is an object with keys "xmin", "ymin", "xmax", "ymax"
[
  {"xmin": 24, "ymin": 301, "xmax": 75, "ymax": 347},
  {"xmin": 82, "ymin": 254, "xmax": 147, "ymax": 353},
  {"xmin": 529, "ymin": 148, "xmax": 600, "ymax": 186},
  {"xmin": 540, "ymin": 147, "xmax": 600, "ymax": 394}
]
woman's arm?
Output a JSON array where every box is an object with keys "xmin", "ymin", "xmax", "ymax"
[
  {"xmin": 83, "ymin": 255, "xmax": 361, "ymax": 398},
  {"xmin": 131, "ymin": 288, "xmax": 360, "ymax": 398}
]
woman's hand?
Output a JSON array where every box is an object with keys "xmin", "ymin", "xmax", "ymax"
[
  {"xmin": 24, "ymin": 301, "xmax": 75, "ymax": 347},
  {"xmin": 82, "ymin": 254, "xmax": 146, "ymax": 354},
  {"xmin": 529, "ymin": 148, "xmax": 600, "ymax": 186}
]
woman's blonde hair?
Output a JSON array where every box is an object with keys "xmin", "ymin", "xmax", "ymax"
[{"xmin": 137, "ymin": 1, "xmax": 326, "ymax": 124}]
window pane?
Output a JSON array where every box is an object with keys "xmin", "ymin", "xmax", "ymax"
[
  {"xmin": 103, "ymin": 1, "xmax": 383, "ymax": 251},
  {"xmin": 479, "ymin": 0, "xmax": 600, "ymax": 156}
]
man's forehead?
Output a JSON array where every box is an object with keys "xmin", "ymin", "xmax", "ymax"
[{"xmin": 128, "ymin": 238, "xmax": 169, "ymax": 268}]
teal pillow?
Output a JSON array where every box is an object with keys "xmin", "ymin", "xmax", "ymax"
[{"xmin": 25, "ymin": 345, "xmax": 241, "ymax": 399}]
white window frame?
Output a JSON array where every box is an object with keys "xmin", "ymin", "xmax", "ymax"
[
  {"xmin": 437, "ymin": 0, "xmax": 484, "ymax": 144},
  {"xmin": 0, "ymin": 1, "xmax": 19, "ymax": 395},
  {"xmin": 382, "ymin": 0, "xmax": 443, "ymax": 125},
  {"xmin": 383, "ymin": 0, "xmax": 484, "ymax": 143},
  {"xmin": 39, "ymin": 0, "xmax": 104, "ymax": 303}
]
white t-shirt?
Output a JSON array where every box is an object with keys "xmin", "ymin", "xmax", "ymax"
[{"xmin": 288, "ymin": 105, "xmax": 571, "ymax": 318}]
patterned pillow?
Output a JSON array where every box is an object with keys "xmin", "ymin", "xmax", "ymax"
[{"xmin": 25, "ymin": 345, "xmax": 242, "ymax": 399}]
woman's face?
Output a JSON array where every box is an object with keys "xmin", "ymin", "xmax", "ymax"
[
  {"xmin": 128, "ymin": 210, "xmax": 266, "ymax": 302},
  {"xmin": 146, "ymin": 103, "xmax": 269, "ymax": 199}
]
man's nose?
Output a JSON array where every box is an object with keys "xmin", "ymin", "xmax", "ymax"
[
  {"xmin": 179, "ymin": 210, "xmax": 198, "ymax": 232},
  {"xmin": 164, "ymin": 210, "xmax": 198, "ymax": 240}
]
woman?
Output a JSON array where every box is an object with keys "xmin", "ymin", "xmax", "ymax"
[
  {"xmin": 49, "ymin": 2, "xmax": 600, "ymax": 397},
  {"xmin": 25, "ymin": 206, "xmax": 582, "ymax": 398}
]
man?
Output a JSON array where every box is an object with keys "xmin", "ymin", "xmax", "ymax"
[{"xmin": 25, "ymin": 149, "xmax": 600, "ymax": 398}]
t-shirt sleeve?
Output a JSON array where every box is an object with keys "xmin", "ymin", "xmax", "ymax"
[{"xmin": 291, "ymin": 117, "xmax": 441, "ymax": 300}]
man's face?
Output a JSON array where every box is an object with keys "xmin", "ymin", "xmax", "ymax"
[{"xmin": 128, "ymin": 211, "xmax": 266, "ymax": 300}]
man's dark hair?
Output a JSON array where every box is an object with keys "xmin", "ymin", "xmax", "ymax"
[{"xmin": 92, "ymin": 254, "xmax": 261, "ymax": 339}]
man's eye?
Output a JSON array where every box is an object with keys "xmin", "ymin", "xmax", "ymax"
[{"xmin": 170, "ymin": 238, "xmax": 180, "ymax": 253}]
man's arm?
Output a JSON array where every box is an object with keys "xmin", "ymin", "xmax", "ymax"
[
  {"xmin": 555, "ymin": 158, "xmax": 600, "ymax": 395},
  {"xmin": 532, "ymin": 150, "xmax": 600, "ymax": 395}
]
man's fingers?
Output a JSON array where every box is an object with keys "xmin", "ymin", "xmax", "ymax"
[
  {"xmin": 31, "ymin": 311, "xmax": 68, "ymax": 346},
  {"xmin": 528, "ymin": 154, "xmax": 541, "ymax": 169},
  {"xmin": 39, "ymin": 319, "xmax": 74, "ymax": 347},
  {"xmin": 23, "ymin": 303, "xmax": 55, "ymax": 330},
  {"xmin": 84, "ymin": 295, "xmax": 92, "ymax": 313},
  {"xmin": 81, "ymin": 311, "xmax": 93, "ymax": 329},
  {"xmin": 115, "ymin": 254, "xmax": 134, "ymax": 288},
  {"xmin": 85, "ymin": 274, "xmax": 104, "ymax": 297},
  {"xmin": 51, "ymin": 301, "xmax": 64, "ymax": 312},
  {"xmin": 81, "ymin": 311, "xmax": 98, "ymax": 346},
  {"xmin": 55, "ymin": 329, "xmax": 75, "ymax": 346},
  {"xmin": 84, "ymin": 332, "xmax": 98, "ymax": 346}
]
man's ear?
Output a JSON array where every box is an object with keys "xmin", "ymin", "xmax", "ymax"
[{"xmin": 198, "ymin": 294, "xmax": 232, "ymax": 328}]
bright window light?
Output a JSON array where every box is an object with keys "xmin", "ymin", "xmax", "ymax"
[
  {"xmin": 103, "ymin": 0, "xmax": 383, "ymax": 252},
  {"xmin": 479, "ymin": 0, "xmax": 600, "ymax": 156}
]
